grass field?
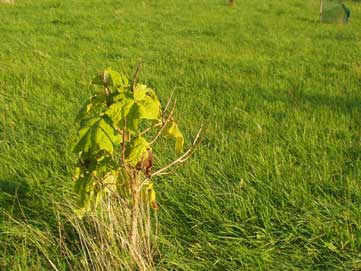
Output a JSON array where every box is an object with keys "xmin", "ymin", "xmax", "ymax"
[{"xmin": 1, "ymin": 0, "xmax": 361, "ymax": 270}]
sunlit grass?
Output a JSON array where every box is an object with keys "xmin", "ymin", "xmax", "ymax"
[{"xmin": 1, "ymin": 0, "xmax": 361, "ymax": 270}]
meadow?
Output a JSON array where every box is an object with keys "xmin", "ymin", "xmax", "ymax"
[{"xmin": 1, "ymin": 0, "xmax": 361, "ymax": 270}]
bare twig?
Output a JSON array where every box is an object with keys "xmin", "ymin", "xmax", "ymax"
[
  {"xmin": 153, "ymin": 170, "xmax": 177, "ymax": 176},
  {"xmin": 149, "ymin": 100, "xmax": 177, "ymax": 145},
  {"xmin": 132, "ymin": 61, "xmax": 144, "ymax": 91},
  {"xmin": 139, "ymin": 122, "xmax": 162, "ymax": 137},
  {"xmin": 102, "ymin": 70, "xmax": 111, "ymax": 107},
  {"xmin": 162, "ymin": 89, "xmax": 175, "ymax": 117},
  {"xmin": 151, "ymin": 127, "xmax": 205, "ymax": 177},
  {"xmin": 122, "ymin": 118, "xmax": 127, "ymax": 168},
  {"xmin": 103, "ymin": 71, "xmax": 110, "ymax": 97},
  {"xmin": 115, "ymin": 119, "xmax": 128, "ymax": 170}
]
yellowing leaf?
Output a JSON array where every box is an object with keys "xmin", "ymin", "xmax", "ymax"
[
  {"xmin": 142, "ymin": 181, "xmax": 158, "ymax": 209},
  {"xmin": 164, "ymin": 120, "xmax": 184, "ymax": 154},
  {"xmin": 71, "ymin": 116, "xmax": 121, "ymax": 155},
  {"xmin": 105, "ymin": 68, "xmax": 129, "ymax": 90},
  {"xmin": 134, "ymin": 84, "xmax": 161, "ymax": 120},
  {"xmin": 147, "ymin": 183, "xmax": 157, "ymax": 209},
  {"xmin": 133, "ymin": 84, "xmax": 148, "ymax": 100}
]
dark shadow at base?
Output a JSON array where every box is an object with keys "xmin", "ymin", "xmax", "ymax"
[
  {"xmin": 0, "ymin": 178, "xmax": 31, "ymax": 221},
  {"xmin": 0, "ymin": 179, "xmax": 29, "ymax": 198}
]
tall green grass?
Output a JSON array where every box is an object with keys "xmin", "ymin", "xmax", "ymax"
[{"xmin": 1, "ymin": 0, "xmax": 361, "ymax": 270}]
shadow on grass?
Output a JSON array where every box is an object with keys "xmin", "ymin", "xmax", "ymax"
[
  {"xmin": 276, "ymin": 91, "xmax": 361, "ymax": 113},
  {"xmin": 295, "ymin": 16, "xmax": 318, "ymax": 24},
  {"xmin": 303, "ymin": 93, "xmax": 358, "ymax": 110},
  {"xmin": 0, "ymin": 179, "xmax": 29, "ymax": 197},
  {"xmin": 0, "ymin": 179, "xmax": 32, "ymax": 223}
]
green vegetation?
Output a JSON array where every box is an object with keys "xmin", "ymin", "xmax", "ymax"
[
  {"xmin": 1, "ymin": 0, "xmax": 361, "ymax": 270},
  {"xmin": 69, "ymin": 67, "xmax": 200, "ymax": 270}
]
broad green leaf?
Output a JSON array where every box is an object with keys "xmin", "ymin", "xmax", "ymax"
[
  {"xmin": 74, "ymin": 175, "xmax": 94, "ymax": 209},
  {"xmin": 71, "ymin": 116, "xmax": 121, "ymax": 155},
  {"xmin": 74, "ymin": 175, "xmax": 103, "ymax": 217},
  {"xmin": 134, "ymin": 84, "xmax": 161, "ymax": 120},
  {"xmin": 92, "ymin": 68, "xmax": 129, "ymax": 91},
  {"xmin": 105, "ymin": 84, "xmax": 161, "ymax": 134},
  {"xmin": 72, "ymin": 68, "xmax": 177, "ymax": 216},
  {"xmin": 105, "ymin": 92, "xmax": 134, "ymax": 125},
  {"xmin": 106, "ymin": 68, "xmax": 129, "ymax": 90},
  {"xmin": 133, "ymin": 84, "xmax": 148, "ymax": 100},
  {"xmin": 76, "ymin": 95, "xmax": 105, "ymax": 121},
  {"xmin": 164, "ymin": 120, "xmax": 184, "ymax": 154},
  {"xmin": 125, "ymin": 103, "xmax": 141, "ymax": 133},
  {"xmin": 125, "ymin": 136, "xmax": 149, "ymax": 166}
]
